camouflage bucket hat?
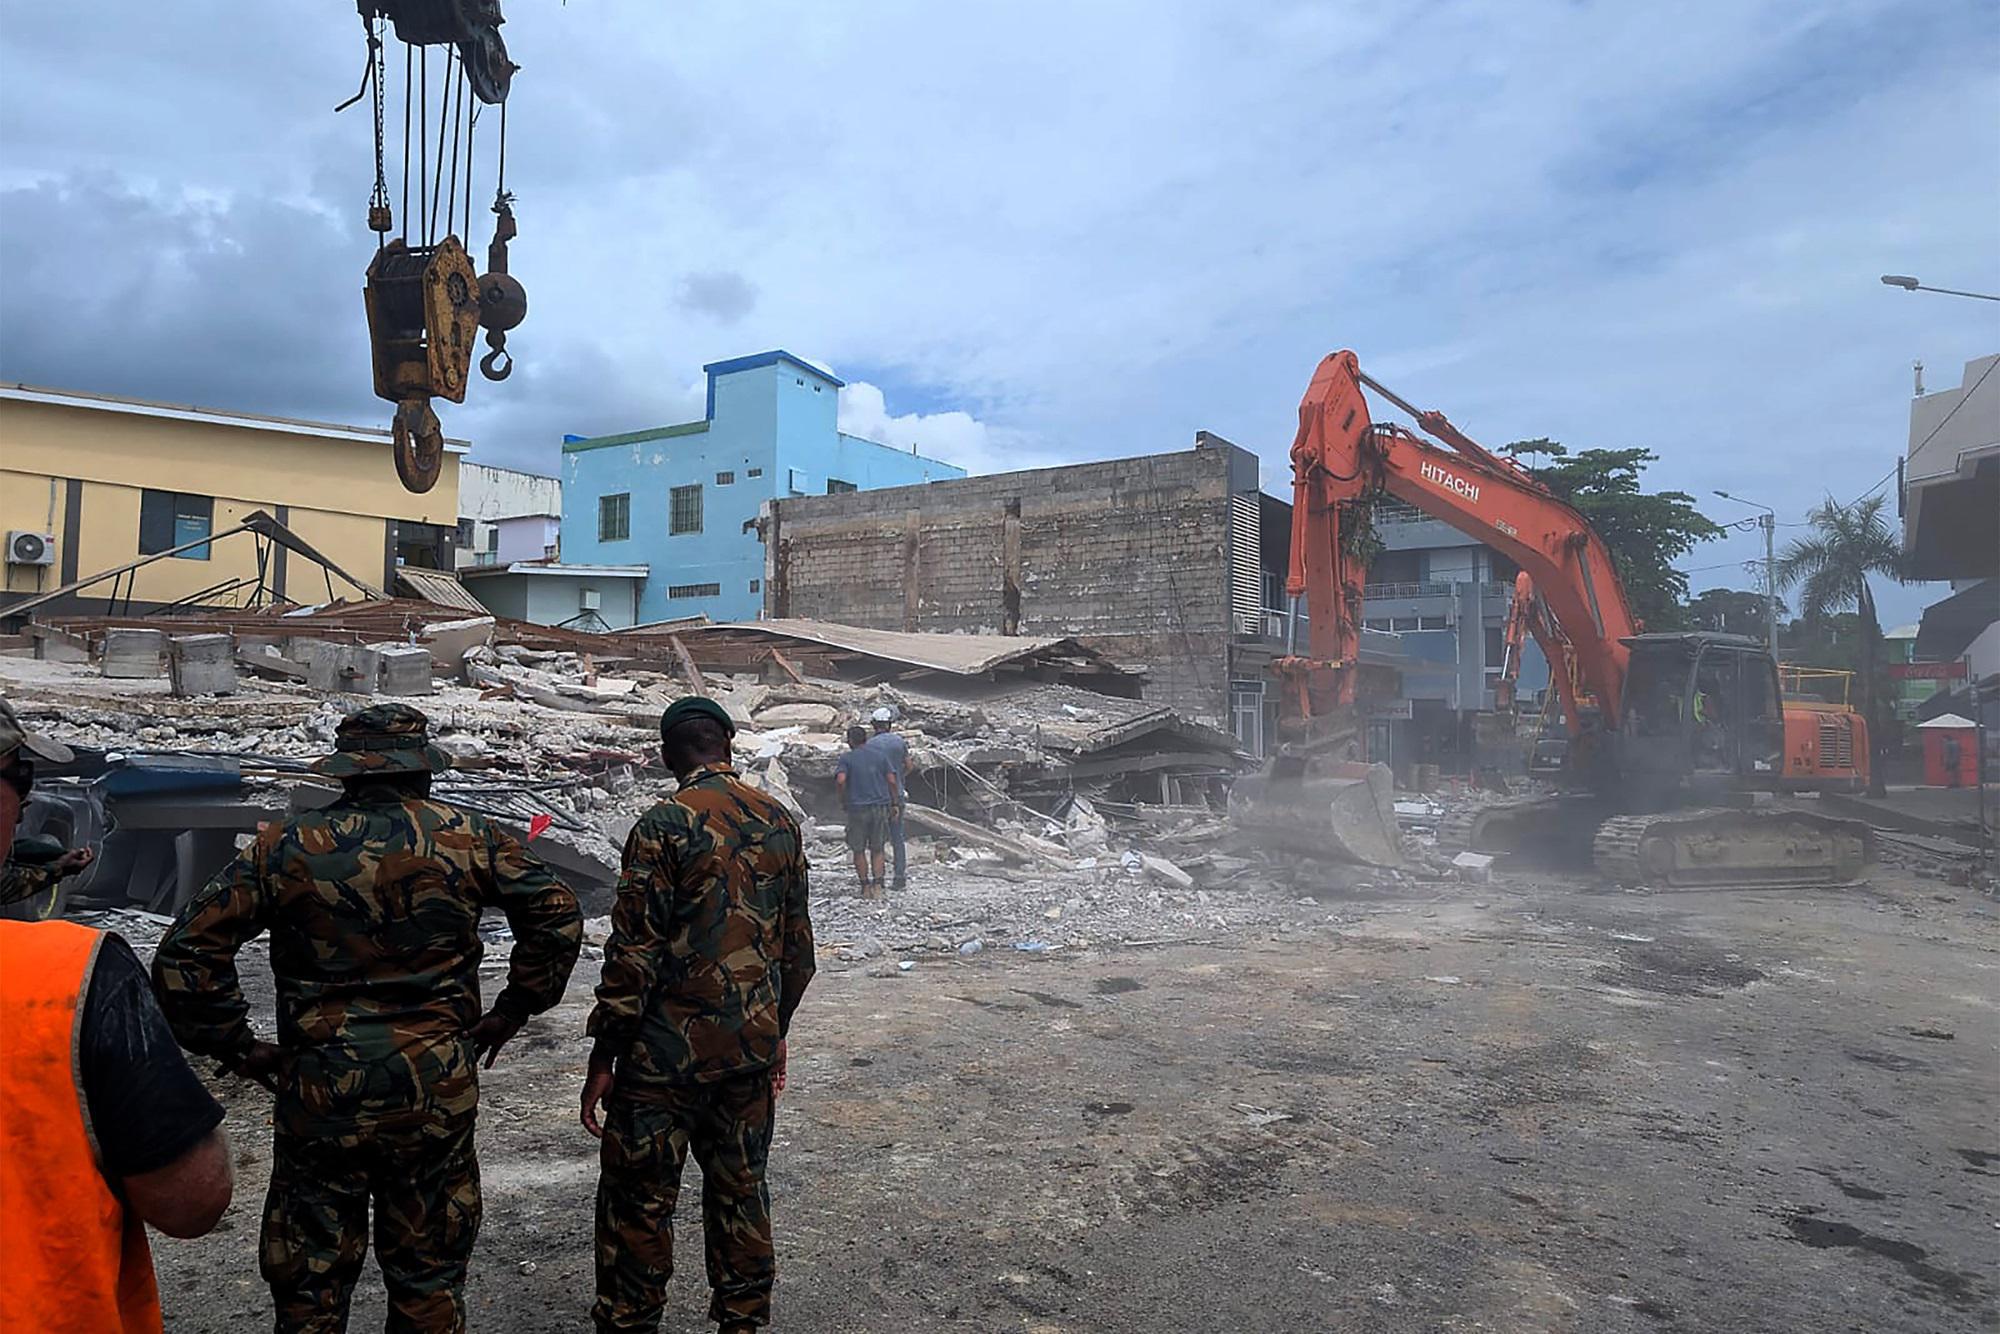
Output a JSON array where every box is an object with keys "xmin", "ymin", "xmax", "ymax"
[
  {"xmin": 0, "ymin": 695, "xmax": 73, "ymax": 764},
  {"xmin": 311, "ymin": 702, "xmax": 453, "ymax": 777}
]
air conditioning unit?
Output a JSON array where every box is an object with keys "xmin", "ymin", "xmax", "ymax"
[
  {"xmin": 579, "ymin": 588, "xmax": 602, "ymax": 612},
  {"xmin": 7, "ymin": 531, "xmax": 55, "ymax": 567}
]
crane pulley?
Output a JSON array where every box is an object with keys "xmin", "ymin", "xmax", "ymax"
[{"xmin": 339, "ymin": 1, "xmax": 528, "ymax": 492}]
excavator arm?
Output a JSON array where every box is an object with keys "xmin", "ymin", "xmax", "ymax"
[
  {"xmin": 1493, "ymin": 570, "xmax": 1535, "ymax": 713},
  {"xmin": 1280, "ymin": 349, "xmax": 1641, "ymax": 733}
]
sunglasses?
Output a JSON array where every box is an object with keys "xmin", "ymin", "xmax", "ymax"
[{"xmin": 2, "ymin": 758, "xmax": 32, "ymax": 799}]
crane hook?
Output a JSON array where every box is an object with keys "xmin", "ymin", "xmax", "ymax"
[{"xmin": 480, "ymin": 331, "xmax": 513, "ymax": 382}]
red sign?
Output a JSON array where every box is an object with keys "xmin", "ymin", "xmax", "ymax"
[{"xmin": 1888, "ymin": 661, "xmax": 1967, "ymax": 681}]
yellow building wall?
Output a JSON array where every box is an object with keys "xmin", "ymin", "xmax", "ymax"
[
  {"xmin": 0, "ymin": 470, "xmax": 70, "ymax": 599},
  {"xmin": 0, "ymin": 397, "xmax": 462, "ymax": 609}
]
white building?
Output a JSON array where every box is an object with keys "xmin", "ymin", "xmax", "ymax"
[
  {"xmin": 456, "ymin": 462, "xmax": 562, "ymax": 570},
  {"xmin": 1903, "ymin": 352, "xmax": 1998, "ymax": 581}
]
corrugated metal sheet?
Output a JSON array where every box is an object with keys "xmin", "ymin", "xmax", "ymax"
[
  {"xmin": 394, "ymin": 568, "xmax": 488, "ymax": 614},
  {"xmin": 695, "ymin": 618, "xmax": 1138, "ymax": 678}
]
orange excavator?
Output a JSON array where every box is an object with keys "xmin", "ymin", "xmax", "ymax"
[{"xmin": 1231, "ymin": 350, "xmax": 1873, "ymax": 887}]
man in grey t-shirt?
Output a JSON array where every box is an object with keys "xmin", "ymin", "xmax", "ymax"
[
  {"xmin": 866, "ymin": 707, "xmax": 910, "ymax": 890},
  {"xmin": 835, "ymin": 725, "xmax": 899, "ymax": 897}
]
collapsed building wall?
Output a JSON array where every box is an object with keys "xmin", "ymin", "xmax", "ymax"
[{"xmin": 766, "ymin": 435, "xmax": 1261, "ymax": 725}]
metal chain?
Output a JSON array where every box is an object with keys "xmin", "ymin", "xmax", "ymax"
[{"xmin": 368, "ymin": 15, "xmax": 389, "ymax": 246}]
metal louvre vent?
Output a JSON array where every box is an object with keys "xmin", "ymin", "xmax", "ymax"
[
  {"xmin": 1229, "ymin": 493, "xmax": 1261, "ymax": 635},
  {"xmin": 1818, "ymin": 718, "xmax": 1854, "ymax": 769}
]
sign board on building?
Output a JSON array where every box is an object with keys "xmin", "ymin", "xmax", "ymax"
[
  {"xmin": 1364, "ymin": 698, "xmax": 1415, "ymax": 720},
  {"xmin": 1888, "ymin": 661, "xmax": 1968, "ymax": 681}
]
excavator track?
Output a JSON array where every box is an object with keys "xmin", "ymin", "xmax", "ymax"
[
  {"xmin": 1592, "ymin": 807, "xmax": 1875, "ymax": 889},
  {"xmin": 1438, "ymin": 794, "xmax": 1605, "ymax": 864}
]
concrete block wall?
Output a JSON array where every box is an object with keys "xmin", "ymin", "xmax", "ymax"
[{"xmin": 770, "ymin": 442, "xmax": 1243, "ymax": 722}]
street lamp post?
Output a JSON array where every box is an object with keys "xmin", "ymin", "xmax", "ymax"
[
  {"xmin": 1879, "ymin": 275, "xmax": 2000, "ymax": 302},
  {"xmin": 1714, "ymin": 490, "xmax": 1779, "ymax": 659}
]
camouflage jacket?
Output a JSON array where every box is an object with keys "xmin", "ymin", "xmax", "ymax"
[
  {"xmin": 152, "ymin": 788, "xmax": 583, "ymax": 1135},
  {"xmin": 0, "ymin": 859, "xmax": 59, "ymax": 911},
  {"xmin": 588, "ymin": 762, "xmax": 814, "ymax": 1090}
]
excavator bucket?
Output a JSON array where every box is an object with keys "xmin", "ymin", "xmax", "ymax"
[{"xmin": 1229, "ymin": 757, "xmax": 1405, "ymax": 867}]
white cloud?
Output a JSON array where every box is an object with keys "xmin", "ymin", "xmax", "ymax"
[
  {"xmin": 0, "ymin": 0, "xmax": 1992, "ymax": 633},
  {"xmin": 837, "ymin": 381, "xmax": 1022, "ymax": 474}
]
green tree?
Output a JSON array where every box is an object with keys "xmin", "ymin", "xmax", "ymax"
[
  {"xmin": 1689, "ymin": 586, "xmax": 1788, "ymax": 639},
  {"xmin": 1504, "ymin": 439, "xmax": 1723, "ymax": 630},
  {"xmin": 1774, "ymin": 495, "xmax": 1904, "ymax": 796}
]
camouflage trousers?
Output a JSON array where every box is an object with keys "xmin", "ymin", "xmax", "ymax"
[
  {"xmin": 592, "ymin": 1074, "xmax": 778, "ymax": 1331},
  {"xmin": 262, "ymin": 1116, "xmax": 481, "ymax": 1333}
]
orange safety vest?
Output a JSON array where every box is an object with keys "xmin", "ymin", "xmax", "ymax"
[{"xmin": 0, "ymin": 920, "xmax": 164, "ymax": 1334}]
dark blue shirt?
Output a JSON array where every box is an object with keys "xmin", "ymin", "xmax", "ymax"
[
  {"xmin": 836, "ymin": 745, "xmax": 897, "ymax": 807},
  {"xmin": 866, "ymin": 730, "xmax": 909, "ymax": 778}
]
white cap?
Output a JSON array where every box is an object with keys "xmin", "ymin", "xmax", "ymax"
[{"xmin": 871, "ymin": 707, "xmax": 895, "ymax": 723}]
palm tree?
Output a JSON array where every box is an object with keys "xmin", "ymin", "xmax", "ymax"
[{"xmin": 1774, "ymin": 495, "xmax": 1904, "ymax": 796}]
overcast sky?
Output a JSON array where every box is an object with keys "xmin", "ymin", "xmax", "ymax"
[{"xmin": 3, "ymin": 1, "xmax": 1994, "ymax": 624}]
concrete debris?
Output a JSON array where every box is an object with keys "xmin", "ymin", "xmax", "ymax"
[
  {"xmin": 0, "ymin": 609, "xmax": 1512, "ymax": 951},
  {"xmin": 419, "ymin": 616, "xmax": 496, "ymax": 678},
  {"xmin": 376, "ymin": 644, "xmax": 434, "ymax": 696},
  {"xmin": 755, "ymin": 702, "xmax": 842, "ymax": 729},
  {"xmin": 168, "ymin": 634, "xmax": 236, "ymax": 697},
  {"xmin": 1136, "ymin": 853, "xmax": 1196, "ymax": 890},
  {"xmin": 1451, "ymin": 850, "xmax": 1496, "ymax": 884},
  {"xmin": 102, "ymin": 628, "xmax": 168, "ymax": 679},
  {"xmin": 301, "ymin": 641, "xmax": 379, "ymax": 694}
]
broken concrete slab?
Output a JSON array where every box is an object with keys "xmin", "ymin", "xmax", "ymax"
[
  {"xmin": 419, "ymin": 616, "xmax": 496, "ymax": 679},
  {"xmin": 1137, "ymin": 852, "xmax": 1196, "ymax": 890},
  {"xmin": 235, "ymin": 645, "xmax": 308, "ymax": 682},
  {"xmin": 754, "ymin": 702, "xmax": 843, "ymax": 729}
]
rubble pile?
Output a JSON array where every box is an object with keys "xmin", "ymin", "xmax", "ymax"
[{"xmin": 5, "ymin": 599, "xmax": 1307, "ymax": 941}]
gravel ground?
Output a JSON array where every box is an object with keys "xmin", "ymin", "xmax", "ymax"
[{"xmin": 136, "ymin": 861, "xmax": 1998, "ymax": 1332}]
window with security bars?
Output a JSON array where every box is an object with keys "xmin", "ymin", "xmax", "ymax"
[
  {"xmin": 670, "ymin": 484, "xmax": 703, "ymax": 534},
  {"xmin": 716, "ymin": 470, "xmax": 735, "ymax": 485},
  {"xmin": 668, "ymin": 582, "xmax": 721, "ymax": 599},
  {"xmin": 598, "ymin": 493, "xmax": 630, "ymax": 542},
  {"xmin": 826, "ymin": 478, "xmax": 856, "ymax": 494}
]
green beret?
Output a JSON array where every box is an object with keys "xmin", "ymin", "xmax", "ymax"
[{"xmin": 660, "ymin": 695, "xmax": 736, "ymax": 739}]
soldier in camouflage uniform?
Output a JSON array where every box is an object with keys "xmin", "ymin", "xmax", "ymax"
[
  {"xmin": 0, "ymin": 837, "xmax": 92, "ymax": 914},
  {"xmin": 582, "ymin": 696, "xmax": 815, "ymax": 1333},
  {"xmin": 153, "ymin": 703, "xmax": 583, "ymax": 1333}
]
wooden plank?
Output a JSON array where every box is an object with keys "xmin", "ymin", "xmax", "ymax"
[
  {"xmin": 902, "ymin": 804, "xmax": 1076, "ymax": 871},
  {"xmin": 668, "ymin": 635, "xmax": 707, "ymax": 694},
  {"xmin": 769, "ymin": 648, "xmax": 807, "ymax": 685}
]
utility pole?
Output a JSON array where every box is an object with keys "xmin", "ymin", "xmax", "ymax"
[
  {"xmin": 1713, "ymin": 490, "xmax": 1780, "ymax": 658},
  {"xmin": 1760, "ymin": 510, "xmax": 1777, "ymax": 659}
]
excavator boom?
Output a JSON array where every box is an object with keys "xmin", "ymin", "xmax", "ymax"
[
  {"xmin": 1240, "ymin": 349, "xmax": 1873, "ymax": 887},
  {"xmin": 1280, "ymin": 350, "xmax": 1639, "ymax": 727}
]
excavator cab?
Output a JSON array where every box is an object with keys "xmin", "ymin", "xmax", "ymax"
[{"xmin": 1615, "ymin": 634, "xmax": 1785, "ymax": 804}]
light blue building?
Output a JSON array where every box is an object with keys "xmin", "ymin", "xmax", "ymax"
[{"xmin": 560, "ymin": 351, "xmax": 966, "ymax": 625}]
